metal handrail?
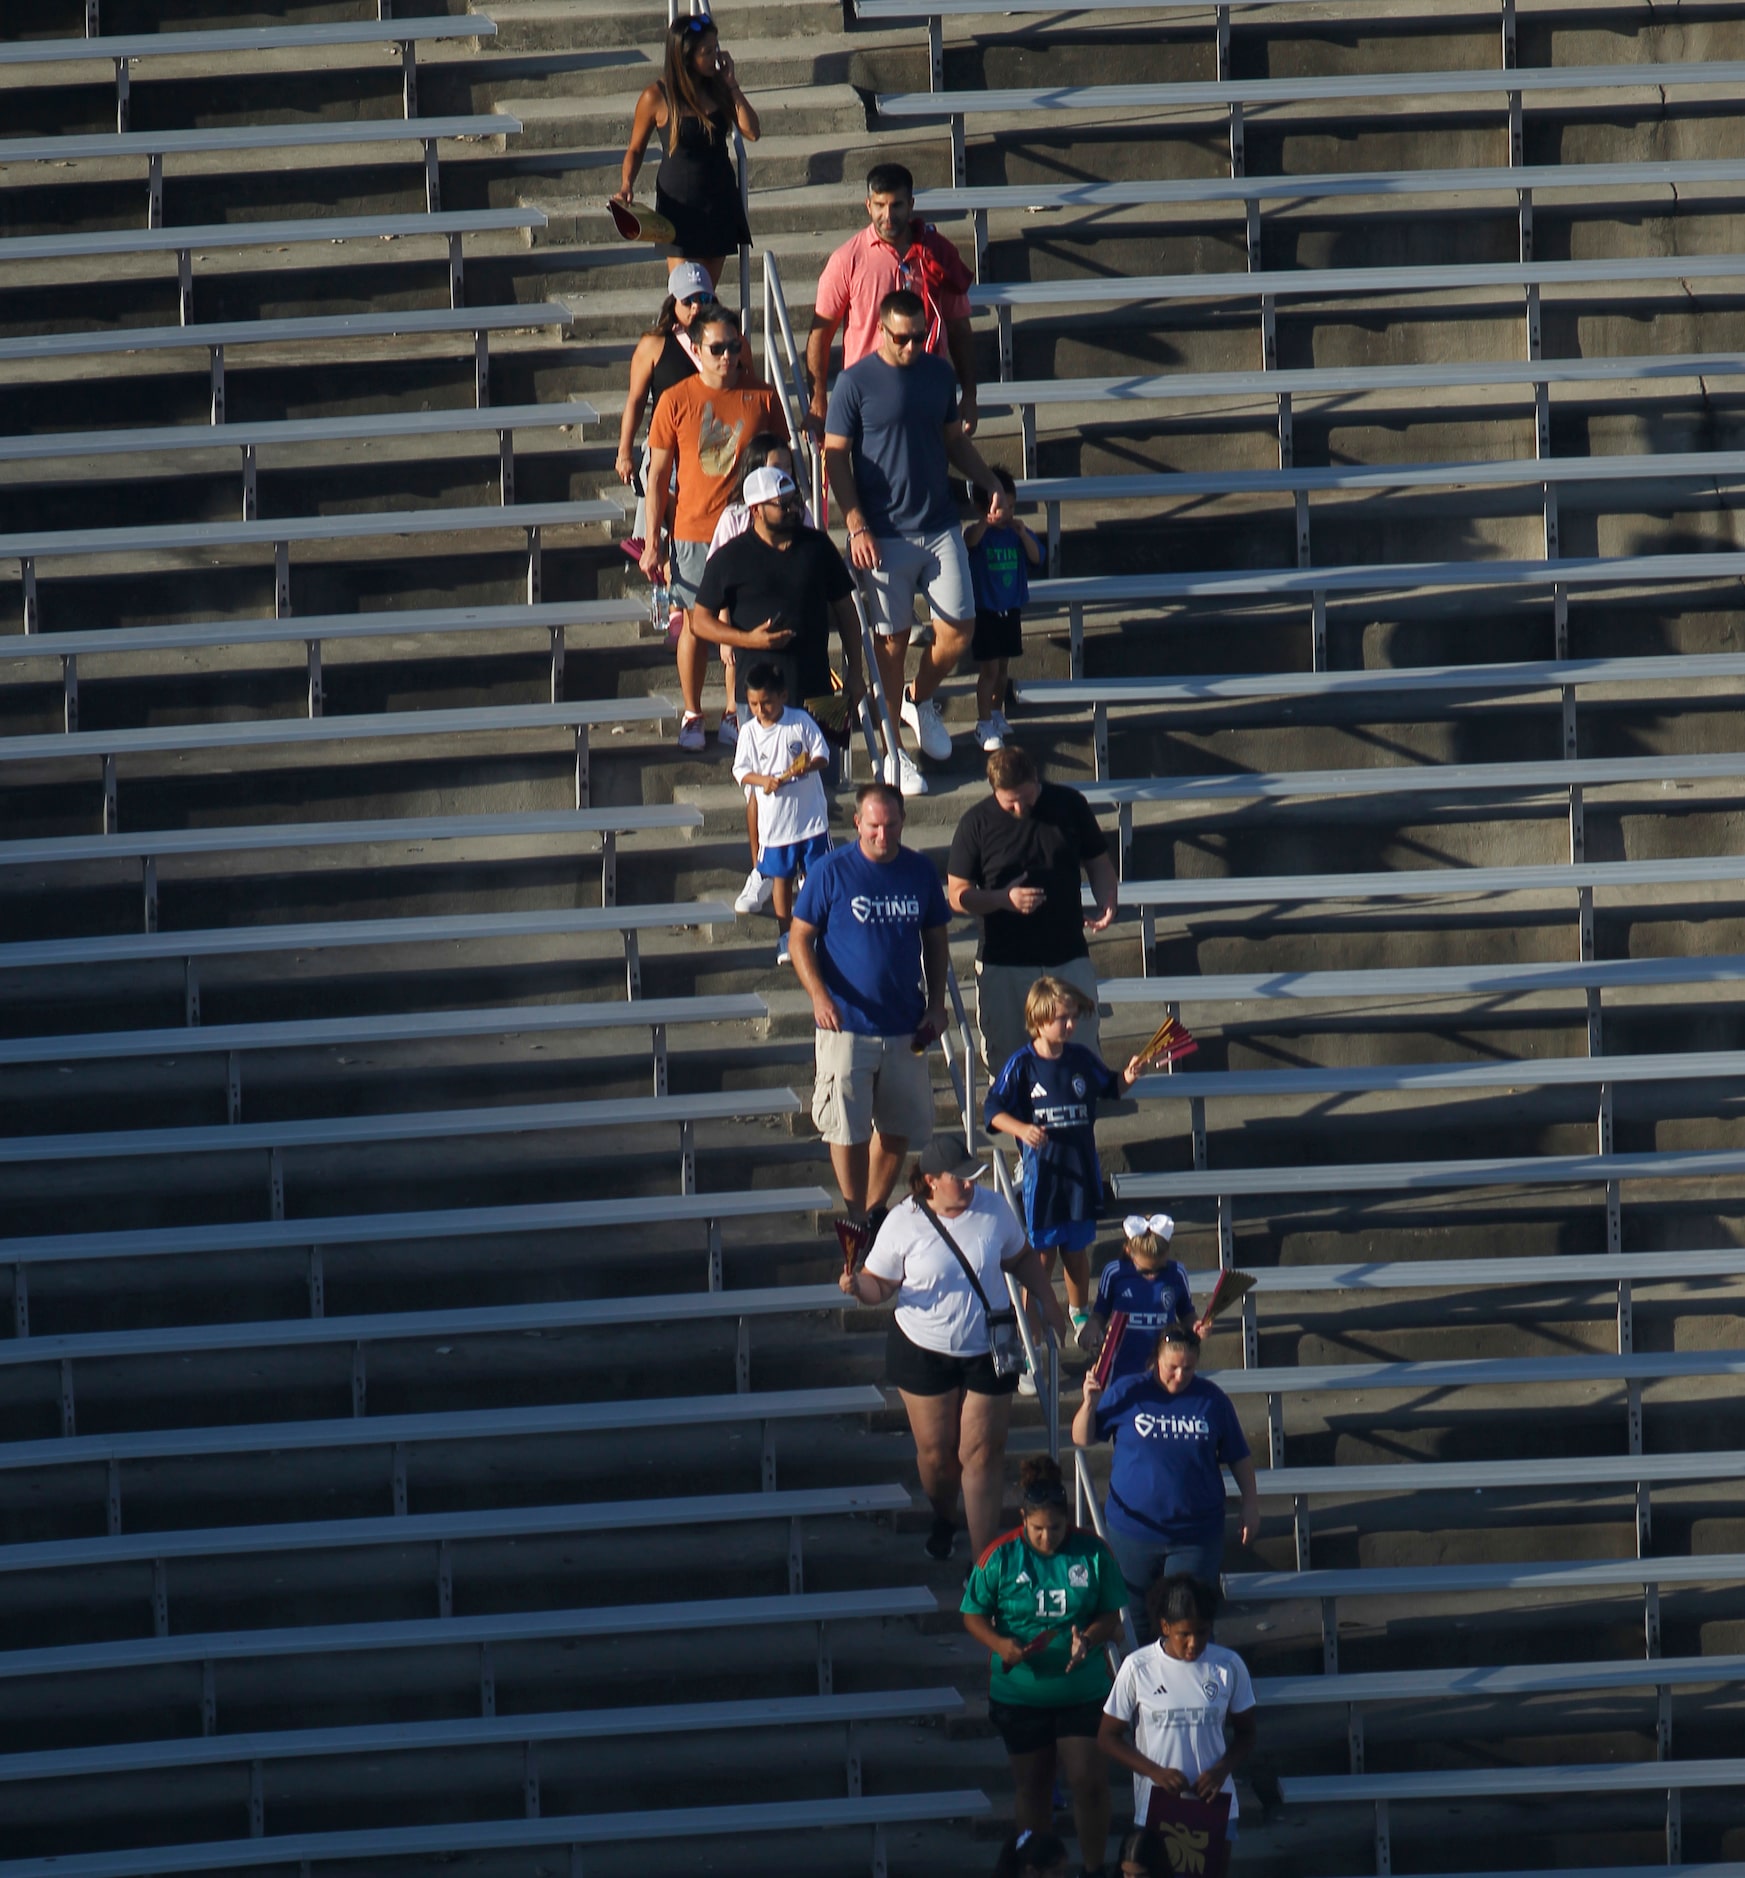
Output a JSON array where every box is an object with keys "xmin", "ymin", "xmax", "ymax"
[
  {"xmin": 1073, "ymin": 1447, "xmax": 1138, "ymax": 1657},
  {"xmin": 761, "ymin": 250, "xmax": 826, "ymax": 521}
]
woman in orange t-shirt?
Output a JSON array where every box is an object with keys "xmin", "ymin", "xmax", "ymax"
[{"xmin": 641, "ymin": 305, "xmax": 788, "ymax": 750}]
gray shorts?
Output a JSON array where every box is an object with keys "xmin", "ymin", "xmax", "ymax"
[
  {"xmin": 669, "ymin": 536, "xmax": 711, "ymax": 609},
  {"xmin": 862, "ymin": 526, "xmax": 974, "ymax": 636}
]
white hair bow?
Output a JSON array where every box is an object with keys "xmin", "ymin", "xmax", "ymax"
[{"xmin": 1123, "ymin": 1212, "xmax": 1175, "ymax": 1241}]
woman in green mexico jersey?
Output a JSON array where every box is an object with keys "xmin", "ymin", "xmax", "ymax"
[{"xmin": 962, "ymin": 1454, "xmax": 1129, "ymax": 1878}]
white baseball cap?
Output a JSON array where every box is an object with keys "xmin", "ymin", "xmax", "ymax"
[
  {"xmin": 742, "ymin": 465, "xmax": 799, "ymax": 506},
  {"xmin": 669, "ymin": 261, "xmax": 714, "ymax": 303}
]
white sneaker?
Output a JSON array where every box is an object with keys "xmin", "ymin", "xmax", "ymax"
[
  {"xmin": 776, "ymin": 933, "xmax": 791, "ymax": 966},
  {"xmin": 989, "ymin": 707, "xmax": 1012, "ymax": 739},
  {"xmin": 676, "ymin": 713, "xmax": 706, "ymax": 753},
  {"xmin": 734, "ymin": 867, "xmax": 772, "ymax": 915},
  {"xmin": 885, "ymin": 747, "xmax": 928, "ymax": 797},
  {"xmin": 1017, "ymin": 1367, "xmax": 1038, "ymax": 1398},
  {"xmin": 902, "ymin": 690, "xmax": 952, "ymax": 760},
  {"xmin": 975, "ymin": 717, "xmax": 1005, "ymax": 752}
]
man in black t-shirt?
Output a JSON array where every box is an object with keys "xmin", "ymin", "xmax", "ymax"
[
  {"xmin": 946, "ymin": 743, "xmax": 1120, "ymax": 1075},
  {"xmin": 691, "ymin": 465, "xmax": 864, "ymax": 712}
]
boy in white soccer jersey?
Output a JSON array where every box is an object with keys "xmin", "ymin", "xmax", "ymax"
[
  {"xmin": 1099, "ymin": 1574, "xmax": 1256, "ymax": 1845},
  {"xmin": 731, "ymin": 661, "xmax": 832, "ymax": 966}
]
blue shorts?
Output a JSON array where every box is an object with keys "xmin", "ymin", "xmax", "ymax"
[
  {"xmin": 1031, "ymin": 1217, "xmax": 1097, "ymax": 1253},
  {"xmin": 758, "ymin": 831, "xmax": 831, "ymax": 881}
]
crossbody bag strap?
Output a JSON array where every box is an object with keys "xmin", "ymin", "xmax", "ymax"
[{"xmin": 916, "ymin": 1199, "xmax": 1001, "ymax": 1319}]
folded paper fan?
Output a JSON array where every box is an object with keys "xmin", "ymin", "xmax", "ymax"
[
  {"xmin": 607, "ymin": 198, "xmax": 677, "ymax": 245},
  {"xmin": 1139, "ymin": 1012, "xmax": 1199, "ymax": 1067},
  {"xmin": 1089, "ymin": 1308, "xmax": 1128, "ymax": 1388},
  {"xmin": 1203, "ymin": 1268, "xmax": 1257, "ymax": 1322}
]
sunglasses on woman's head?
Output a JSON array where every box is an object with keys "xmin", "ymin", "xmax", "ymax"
[
  {"xmin": 681, "ymin": 12, "xmax": 715, "ymax": 29},
  {"xmin": 704, "ymin": 338, "xmax": 741, "ymax": 355},
  {"xmin": 1022, "ymin": 1482, "xmax": 1069, "ymax": 1509}
]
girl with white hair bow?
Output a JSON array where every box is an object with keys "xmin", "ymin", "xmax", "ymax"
[{"xmin": 1077, "ymin": 1211, "xmax": 1214, "ymax": 1388}]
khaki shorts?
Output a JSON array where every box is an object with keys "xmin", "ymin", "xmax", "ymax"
[
  {"xmin": 812, "ymin": 1028, "xmax": 936, "ymax": 1148},
  {"xmin": 975, "ymin": 955, "xmax": 1102, "ymax": 1075}
]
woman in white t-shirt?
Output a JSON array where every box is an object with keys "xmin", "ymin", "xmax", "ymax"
[
  {"xmin": 840, "ymin": 1135, "xmax": 1067, "ymax": 1561},
  {"xmin": 1099, "ymin": 1575, "xmax": 1256, "ymax": 1842}
]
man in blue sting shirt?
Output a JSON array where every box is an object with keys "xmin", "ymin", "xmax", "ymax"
[{"xmin": 791, "ymin": 780, "xmax": 952, "ymax": 1241}]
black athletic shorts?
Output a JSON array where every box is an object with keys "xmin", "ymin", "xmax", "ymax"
[
  {"xmin": 987, "ymin": 1697, "xmax": 1107, "ymax": 1756},
  {"xmin": 885, "ymin": 1320, "xmax": 1020, "ymax": 1398},
  {"xmin": 971, "ymin": 606, "xmax": 1024, "ymax": 663}
]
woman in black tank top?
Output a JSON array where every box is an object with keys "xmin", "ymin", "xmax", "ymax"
[
  {"xmin": 614, "ymin": 284, "xmax": 710, "ymax": 491},
  {"xmin": 614, "ymin": 14, "xmax": 760, "ymax": 288}
]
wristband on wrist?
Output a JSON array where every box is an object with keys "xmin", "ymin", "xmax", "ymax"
[{"xmin": 848, "ymin": 525, "xmax": 869, "ymax": 540}]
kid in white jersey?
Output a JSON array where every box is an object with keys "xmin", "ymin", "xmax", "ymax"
[{"xmin": 731, "ymin": 661, "xmax": 831, "ymax": 965}]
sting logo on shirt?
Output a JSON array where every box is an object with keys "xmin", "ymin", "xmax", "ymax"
[
  {"xmin": 1132, "ymin": 1410, "xmax": 1211, "ymax": 1440},
  {"xmin": 1202, "ymin": 1675, "xmax": 1223, "ymax": 1699},
  {"xmin": 1071, "ymin": 1075, "xmax": 1087, "ymax": 1097},
  {"xmin": 849, "ymin": 894, "xmax": 922, "ymax": 923}
]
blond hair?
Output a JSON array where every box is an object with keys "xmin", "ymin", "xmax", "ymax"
[{"xmin": 1024, "ymin": 973, "xmax": 1093, "ymax": 1037}]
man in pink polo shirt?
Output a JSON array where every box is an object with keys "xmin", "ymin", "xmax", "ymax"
[{"xmin": 805, "ymin": 162, "xmax": 978, "ymax": 441}]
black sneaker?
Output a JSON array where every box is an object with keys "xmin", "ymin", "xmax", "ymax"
[
  {"xmin": 866, "ymin": 1204, "xmax": 890, "ymax": 1241},
  {"xmin": 924, "ymin": 1515, "xmax": 956, "ymax": 1561}
]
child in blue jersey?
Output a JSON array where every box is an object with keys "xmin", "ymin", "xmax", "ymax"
[
  {"xmin": 984, "ymin": 974, "xmax": 1157, "ymax": 1335},
  {"xmin": 964, "ymin": 466, "xmax": 1042, "ymax": 753},
  {"xmin": 1080, "ymin": 1212, "xmax": 1214, "ymax": 1386}
]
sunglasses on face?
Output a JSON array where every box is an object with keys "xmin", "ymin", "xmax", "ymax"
[
  {"xmin": 703, "ymin": 338, "xmax": 741, "ymax": 356},
  {"xmin": 881, "ymin": 327, "xmax": 923, "ymax": 348},
  {"xmin": 679, "ymin": 292, "xmax": 712, "ymax": 306}
]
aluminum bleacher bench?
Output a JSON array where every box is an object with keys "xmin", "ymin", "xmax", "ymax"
[
  {"xmin": 0, "ymin": 804, "xmax": 701, "ymax": 927},
  {"xmin": 0, "ymin": 115, "xmax": 518, "ymax": 222},
  {"xmin": 0, "ymin": 497, "xmax": 614, "ymax": 641},
  {"xmin": 1008, "ymin": 547, "xmax": 1745, "ymax": 680},
  {"xmin": 0, "ymin": 1387, "xmax": 887, "ymax": 1537},
  {"xmin": 0, "ymin": 992, "xmax": 768, "ymax": 1109},
  {"xmin": 1279, "ymin": 1759, "xmax": 1741, "ymax": 1870},
  {"xmin": 1005, "ymin": 446, "xmax": 1745, "ymax": 583},
  {"xmin": 1, "ymin": 1186, "xmax": 836, "ymax": 1336},
  {"xmin": 1026, "ymin": 655, "xmax": 1745, "ymax": 791},
  {"xmin": 0, "ymin": 1480, "xmax": 904, "ymax": 1622},
  {"xmin": 0, "ymin": 1085, "xmax": 802, "ymax": 1211},
  {"xmin": 0, "ymin": 1583, "xmax": 933, "ymax": 1700},
  {"xmin": 1229, "ymin": 1550, "xmax": 1745, "ymax": 1685},
  {"xmin": 0, "ymin": 694, "xmax": 660, "ymax": 826},
  {"xmin": 0, "ymin": 598, "xmax": 646, "ymax": 728},
  {"xmin": 0, "ymin": 209, "xmax": 547, "ymax": 328},
  {"xmin": 4, "ymin": 1284, "xmax": 846, "ymax": 1436},
  {"xmin": 0, "ymin": 898, "xmax": 733, "ymax": 1023},
  {"xmin": 0, "ymin": 400, "xmax": 598, "ymax": 528},
  {"xmin": 0, "ymin": 1791, "xmax": 992, "ymax": 1878},
  {"xmin": 0, "ymin": 1687, "xmax": 965, "ymax": 1817},
  {"xmin": 0, "ymin": 304, "xmax": 574, "ymax": 419},
  {"xmin": 1254, "ymin": 1650, "xmax": 1745, "ymax": 1796},
  {"xmin": 0, "ymin": 17, "xmax": 497, "ymax": 132}
]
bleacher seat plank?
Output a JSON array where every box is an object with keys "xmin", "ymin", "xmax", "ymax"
[
  {"xmin": 1255, "ymin": 1652, "xmax": 1745, "ymax": 1706},
  {"xmin": 0, "ymin": 900, "xmax": 729, "ymax": 975},
  {"xmin": 1197, "ymin": 1247, "xmax": 1745, "ymax": 1296},
  {"xmin": 0, "ymin": 600, "xmax": 639, "ymax": 667},
  {"xmin": 0, "ymin": 303, "xmax": 571, "ymax": 368},
  {"xmin": 1115, "ymin": 1146, "xmax": 1745, "ymax": 1201},
  {"xmin": 0, "ymin": 1482, "xmax": 909, "ymax": 1579},
  {"xmin": 1214, "ymin": 1350, "xmax": 1745, "ymax": 1396},
  {"xmin": 0, "ymin": 499, "xmax": 613, "ymax": 567},
  {"xmin": 0, "ymin": 1688, "xmax": 965, "ymax": 1787},
  {"xmin": 1131, "ymin": 1048, "xmax": 1745, "ymax": 1103},
  {"xmin": 0, "ymin": 1184, "xmax": 830, "ymax": 1271},
  {"xmin": 0, "ymin": 1386, "xmax": 886, "ymax": 1476},
  {"xmin": 0, "ymin": 19, "xmax": 495, "ymax": 66},
  {"xmin": 1247, "ymin": 1450, "xmax": 1745, "ymax": 1499},
  {"xmin": 1280, "ymin": 1757, "xmax": 1745, "ymax": 1801},
  {"xmin": 0, "ymin": 1584, "xmax": 936, "ymax": 1683},
  {"xmin": 880, "ymin": 59, "xmax": 1745, "ymax": 119},
  {"xmin": 0, "ymin": 1086, "xmax": 799, "ymax": 1167},
  {"xmin": 0, "ymin": 806, "xmax": 699, "ymax": 869},
  {"xmin": 0, "ymin": 993, "xmax": 766, "ymax": 1069},
  {"xmin": 1228, "ymin": 1553, "xmax": 1745, "ymax": 1602},
  {"xmin": 0, "ymin": 116, "xmax": 517, "ymax": 167},
  {"xmin": 1097, "ymin": 956, "xmax": 1745, "ymax": 1006},
  {"xmin": 1018, "ymin": 652, "xmax": 1745, "ymax": 709},
  {"xmin": 0, "ymin": 401, "xmax": 595, "ymax": 468},
  {"xmin": 0, "ymin": 207, "xmax": 543, "ymax": 267},
  {"xmin": 0, "ymin": 1792, "xmax": 993, "ymax": 1878}
]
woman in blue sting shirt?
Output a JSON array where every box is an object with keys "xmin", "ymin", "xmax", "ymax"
[{"xmin": 1071, "ymin": 1323, "xmax": 1260, "ymax": 1632}]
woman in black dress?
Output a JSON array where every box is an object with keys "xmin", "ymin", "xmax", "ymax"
[{"xmin": 615, "ymin": 13, "xmax": 760, "ymax": 288}]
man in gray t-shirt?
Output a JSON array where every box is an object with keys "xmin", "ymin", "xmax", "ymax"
[{"xmin": 824, "ymin": 288, "xmax": 1001, "ymax": 793}]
